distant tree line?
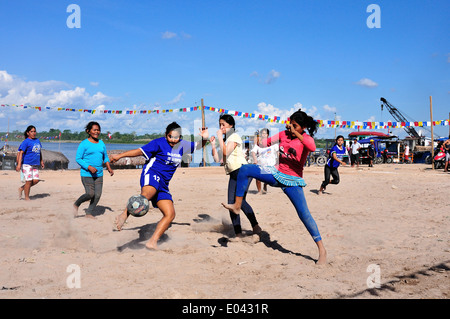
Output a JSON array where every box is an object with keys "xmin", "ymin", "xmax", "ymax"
[{"xmin": 1, "ymin": 128, "xmax": 165, "ymax": 144}]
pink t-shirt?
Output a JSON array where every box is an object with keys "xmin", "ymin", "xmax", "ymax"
[{"xmin": 267, "ymin": 130, "xmax": 316, "ymax": 178}]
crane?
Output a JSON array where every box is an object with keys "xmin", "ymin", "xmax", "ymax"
[{"xmin": 380, "ymin": 97, "xmax": 421, "ymax": 139}]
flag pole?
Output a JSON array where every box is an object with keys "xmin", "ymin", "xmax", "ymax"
[
  {"xmin": 430, "ymin": 96, "xmax": 434, "ymax": 170},
  {"xmin": 201, "ymin": 98, "xmax": 206, "ymax": 167}
]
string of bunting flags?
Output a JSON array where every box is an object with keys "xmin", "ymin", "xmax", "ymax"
[{"xmin": 1, "ymin": 103, "xmax": 449, "ymax": 129}]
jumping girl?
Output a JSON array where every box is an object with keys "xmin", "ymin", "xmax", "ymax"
[
  {"xmin": 210, "ymin": 114, "xmax": 261, "ymax": 238},
  {"xmin": 16, "ymin": 125, "xmax": 44, "ymax": 200},
  {"xmin": 111, "ymin": 122, "xmax": 208, "ymax": 250},
  {"xmin": 74, "ymin": 121, "xmax": 114, "ymax": 219},
  {"xmin": 319, "ymin": 135, "xmax": 346, "ymax": 194},
  {"xmin": 222, "ymin": 110, "xmax": 327, "ymax": 265}
]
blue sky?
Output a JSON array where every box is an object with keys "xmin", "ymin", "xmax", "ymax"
[{"xmin": 0, "ymin": 0, "xmax": 449, "ymax": 138}]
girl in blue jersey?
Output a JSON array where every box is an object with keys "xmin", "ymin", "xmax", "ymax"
[
  {"xmin": 16, "ymin": 125, "xmax": 44, "ymax": 200},
  {"xmin": 319, "ymin": 135, "xmax": 346, "ymax": 194},
  {"xmin": 74, "ymin": 121, "xmax": 114, "ymax": 219},
  {"xmin": 111, "ymin": 122, "xmax": 208, "ymax": 250}
]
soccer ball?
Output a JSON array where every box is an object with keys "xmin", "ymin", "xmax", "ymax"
[{"xmin": 127, "ymin": 195, "xmax": 150, "ymax": 217}]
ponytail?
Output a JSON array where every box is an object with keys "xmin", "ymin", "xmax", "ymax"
[
  {"xmin": 24, "ymin": 125, "xmax": 36, "ymax": 139},
  {"xmin": 289, "ymin": 110, "xmax": 318, "ymax": 137}
]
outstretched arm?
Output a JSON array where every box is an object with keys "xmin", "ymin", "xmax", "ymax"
[{"xmin": 110, "ymin": 149, "xmax": 144, "ymax": 164}]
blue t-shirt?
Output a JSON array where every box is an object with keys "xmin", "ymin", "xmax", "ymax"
[
  {"xmin": 76, "ymin": 139, "xmax": 110, "ymax": 177},
  {"xmin": 18, "ymin": 138, "xmax": 42, "ymax": 166},
  {"xmin": 140, "ymin": 137, "xmax": 195, "ymax": 184},
  {"xmin": 327, "ymin": 144, "xmax": 345, "ymax": 168}
]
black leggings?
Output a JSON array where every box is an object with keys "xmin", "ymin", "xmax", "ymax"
[
  {"xmin": 74, "ymin": 176, "xmax": 103, "ymax": 215},
  {"xmin": 227, "ymin": 168, "xmax": 259, "ymax": 234},
  {"xmin": 321, "ymin": 165, "xmax": 340, "ymax": 190}
]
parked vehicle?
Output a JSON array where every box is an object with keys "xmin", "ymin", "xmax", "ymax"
[
  {"xmin": 432, "ymin": 138, "xmax": 448, "ymax": 169},
  {"xmin": 348, "ymin": 131, "xmax": 398, "ymax": 165}
]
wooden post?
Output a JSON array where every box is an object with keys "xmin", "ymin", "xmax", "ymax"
[
  {"xmin": 201, "ymin": 98, "xmax": 206, "ymax": 167},
  {"xmin": 430, "ymin": 96, "xmax": 434, "ymax": 170}
]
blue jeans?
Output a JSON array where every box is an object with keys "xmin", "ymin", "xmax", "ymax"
[{"xmin": 236, "ymin": 164, "xmax": 322, "ymax": 242}]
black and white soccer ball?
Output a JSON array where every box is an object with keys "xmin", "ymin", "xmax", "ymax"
[{"xmin": 127, "ymin": 195, "xmax": 150, "ymax": 217}]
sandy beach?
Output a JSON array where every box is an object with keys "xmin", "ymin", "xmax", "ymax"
[{"xmin": 0, "ymin": 163, "xmax": 449, "ymax": 300}]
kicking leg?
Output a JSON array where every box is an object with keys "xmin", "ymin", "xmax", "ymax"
[
  {"xmin": 222, "ymin": 164, "xmax": 277, "ymax": 214},
  {"xmin": 115, "ymin": 185, "xmax": 157, "ymax": 231}
]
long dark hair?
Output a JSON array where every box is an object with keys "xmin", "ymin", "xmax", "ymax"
[
  {"xmin": 219, "ymin": 114, "xmax": 236, "ymax": 141},
  {"xmin": 335, "ymin": 135, "xmax": 344, "ymax": 147},
  {"xmin": 24, "ymin": 125, "xmax": 36, "ymax": 139},
  {"xmin": 289, "ymin": 110, "xmax": 318, "ymax": 137}
]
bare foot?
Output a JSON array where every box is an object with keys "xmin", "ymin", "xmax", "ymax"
[
  {"xmin": 18, "ymin": 187, "xmax": 23, "ymax": 200},
  {"xmin": 228, "ymin": 234, "xmax": 244, "ymax": 242},
  {"xmin": 221, "ymin": 202, "xmax": 240, "ymax": 215},
  {"xmin": 316, "ymin": 249, "xmax": 327, "ymax": 265},
  {"xmin": 114, "ymin": 213, "xmax": 127, "ymax": 231},
  {"xmin": 85, "ymin": 214, "xmax": 96, "ymax": 220},
  {"xmin": 145, "ymin": 241, "xmax": 158, "ymax": 250}
]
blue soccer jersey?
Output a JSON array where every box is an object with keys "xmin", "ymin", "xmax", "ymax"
[
  {"xmin": 140, "ymin": 137, "xmax": 195, "ymax": 185},
  {"xmin": 326, "ymin": 144, "xmax": 346, "ymax": 168}
]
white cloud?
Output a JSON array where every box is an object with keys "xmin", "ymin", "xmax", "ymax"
[
  {"xmin": 0, "ymin": 70, "xmax": 110, "ymax": 108},
  {"xmin": 161, "ymin": 31, "xmax": 177, "ymax": 39},
  {"xmin": 0, "ymin": 70, "xmax": 118, "ymax": 133},
  {"xmin": 257, "ymin": 102, "xmax": 293, "ymax": 119},
  {"xmin": 0, "ymin": 70, "xmax": 14, "ymax": 83},
  {"xmin": 250, "ymin": 69, "xmax": 281, "ymax": 84},
  {"xmin": 265, "ymin": 69, "xmax": 281, "ymax": 84},
  {"xmin": 355, "ymin": 78, "xmax": 378, "ymax": 88},
  {"xmin": 323, "ymin": 104, "xmax": 337, "ymax": 113},
  {"xmin": 166, "ymin": 92, "xmax": 185, "ymax": 105},
  {"xmin": 161, "ymin": 31, "xmax": 191, "ymax": 40},
  {"xmin": 45, "ymin": 87, "xmax": 112, "ymax": 107},
  {"xmin": 223, "ymin": 101, "xmax": 323, "ymax": 137}
]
